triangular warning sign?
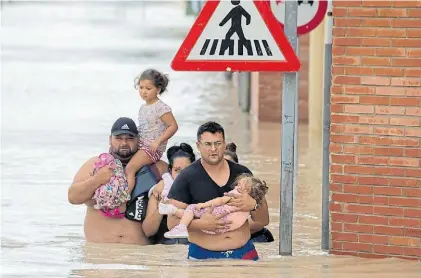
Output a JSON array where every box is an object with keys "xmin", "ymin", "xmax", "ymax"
[{"xmin": 171, "ymin": 0, "xmax": 300, "ymax": 72}]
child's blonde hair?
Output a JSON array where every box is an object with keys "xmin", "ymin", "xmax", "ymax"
[{"xmin": 231, "ymin": 173, "xmax": 268, "ymax": 205}]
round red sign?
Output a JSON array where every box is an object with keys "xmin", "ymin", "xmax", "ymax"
[{"xmin": 270, "ymin": 0, "xmax": 328, "ymax": 36}]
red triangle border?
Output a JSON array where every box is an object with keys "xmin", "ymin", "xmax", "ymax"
[{"xmin": 171, "ymin": 0, "xmax": 301, "ymax": 72}]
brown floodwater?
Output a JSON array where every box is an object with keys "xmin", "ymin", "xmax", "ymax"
[
  {"xmin": 69, "ymin": 117, "xmax": 421, "ymax": 277},
  {"xmin": 68, "ymin": 118, "xmax": 421, "ymax": 277}
]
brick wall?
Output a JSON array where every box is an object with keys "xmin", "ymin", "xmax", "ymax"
[
  {"xmin": 329, "ymin": 0, "xmax": 421, "ymax": 260},
  {"xmin": 250, "ymin": 34, "xmax": 309, "ymax": 123}
]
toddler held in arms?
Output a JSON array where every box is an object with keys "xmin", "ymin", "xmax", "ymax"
[
  {"xmin": 92, "ymin": 153, "xmax": 130, "ymax": 218},
  {"xmin": 163, "ymin": 173, "xmax": 268, "ymax": 238}
]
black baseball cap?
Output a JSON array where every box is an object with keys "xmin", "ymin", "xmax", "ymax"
[{"xmin": 111, "ymin": 117, "xmax": 138, "ymax": 137}]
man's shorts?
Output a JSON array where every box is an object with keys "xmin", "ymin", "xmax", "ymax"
[{"xmin": 187, "ymin": 240, "xmax": 259, "ymax": 261}]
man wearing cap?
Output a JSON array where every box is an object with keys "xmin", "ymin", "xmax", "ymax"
[{"xmin": 68, "ymin": 117, "xmax": 168, "ymax": 244}]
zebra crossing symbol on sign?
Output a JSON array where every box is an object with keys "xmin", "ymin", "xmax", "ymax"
[{"xmin": 171, "ymin": 0, "xmax": 300, "ymax": 72}]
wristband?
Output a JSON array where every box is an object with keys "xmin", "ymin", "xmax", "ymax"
[{"xmin": 252, "ymin": 202, "xmax": 259, "ymax": 211}]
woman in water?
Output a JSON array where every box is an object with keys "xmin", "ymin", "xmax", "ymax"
[{"xmin": 142, "ymin": 143, "xmax": 196, "ymax": 245}]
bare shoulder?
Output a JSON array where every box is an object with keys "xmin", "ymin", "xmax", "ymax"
[{"xmin": 72, "ymin": 156, "xmax": 98, "ymax": 182}]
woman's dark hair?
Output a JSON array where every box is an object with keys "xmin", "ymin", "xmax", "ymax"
[
  {"xmin": 134, "ymin": 68, "xmax": 169, "ymax": 95},
  {"xmin": 167, "ymin": 143, "xmax": 196, "ymax": 171},
  {"xmin": 224, "ymin": 142, "xmax": 238, "ymax": 163}
]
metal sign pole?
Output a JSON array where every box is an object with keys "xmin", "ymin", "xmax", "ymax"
[
  {"xmin": 322, "ymin": 0, "xmax": 333, "ymax": 252},
  {"xmin": 280, "ymin": 0, "xmax": 298, "ymax": 256},
  {"xmin": 293, "ymin": 37, "xmax": 300, "ymax": 216}
]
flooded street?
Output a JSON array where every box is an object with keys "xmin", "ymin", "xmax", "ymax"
[{"xmin": 1, "ymin": 1, "xmax": 420, "ymax": 277}]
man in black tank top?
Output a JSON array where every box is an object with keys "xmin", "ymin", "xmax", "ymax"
[{"xmin": 167, "ymin": 122, "xmax": 269, "ymax": 260}]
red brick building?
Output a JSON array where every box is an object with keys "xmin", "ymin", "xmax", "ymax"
[
  {"xmin": 249, "ymin": 34, "xmax": 310, "ymax": 123},
  {"xmin": 329, "ymin": 0, "xmax": 421, "ymax": 260}
]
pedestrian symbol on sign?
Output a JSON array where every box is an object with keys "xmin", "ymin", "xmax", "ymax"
[
  {"xmin": 200, "ymin": 0, "xmax": 273, "ymax": 57},
  {"xmin": 171, "ymin": 0, "xmax": 301, "ymax": 72},
  {"xmin": 220, "ymin": 0, "xmax": 251, "ymax": 41}
]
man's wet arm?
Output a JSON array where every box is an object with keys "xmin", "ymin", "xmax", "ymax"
[
  {"xmin": 250, "ymin": 198, "xmax": 269, "ymax": 226},
  {"xmin": 68, "ymin": 157, "xmax": 100, "ymax": 205}
]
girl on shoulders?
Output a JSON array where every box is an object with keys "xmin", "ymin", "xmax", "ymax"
[{"xmin": 125, "ymin": 69, "xmax": 178, "ymax": 197}]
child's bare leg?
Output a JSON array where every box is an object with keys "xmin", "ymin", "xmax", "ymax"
[
  {"xmin": 179, "ymin": 210, "xmax": 194, "ymax": 226},
  {"xmin": 173, "ymin": 208, "xmax": 185, "ymax": 219},
  {"xmin": 125, "ymin": 150, "xmax": 153, "ymax": 193},
  {"xmin": 159, "ymin": 205, "xmax": 189, "ymax": 219}
]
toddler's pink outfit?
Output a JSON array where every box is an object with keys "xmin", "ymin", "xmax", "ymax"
[
  {"xmin": 185, "ymin": 189, "xmax": 241, "ymax": 234},
  {"xmin": 92, "ymin": 153, "xmax": 130, "ymax": 218},
  {"xmin": 164, "ymin": 188, "xmax": 249, "ymax": 239}
]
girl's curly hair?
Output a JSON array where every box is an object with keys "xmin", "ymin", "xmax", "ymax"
[
  {"xmin": 231, "ymin": 173, "xmax": 268, "ymax": 205},
  {"xmin": 134, "ymin": 68, "xmax": 169, "ymax": 95}
]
